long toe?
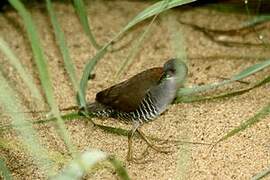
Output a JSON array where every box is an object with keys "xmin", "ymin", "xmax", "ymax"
[
  {"xmin": 126, "ymin": 154, "xmax": 153, "ymax": 164},
  {"xmin": 148, "ymin": 143, "xmax": 174, "ymax": 154}
]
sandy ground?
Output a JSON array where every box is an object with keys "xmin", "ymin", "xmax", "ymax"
[{"xmin": 0, "ymin": 0, "xmax": 270, "ymax": 179}]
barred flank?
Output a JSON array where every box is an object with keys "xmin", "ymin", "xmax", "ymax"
[{"xmin": 85, "ymin": 93, "xmax": 159, "ymax": 123}]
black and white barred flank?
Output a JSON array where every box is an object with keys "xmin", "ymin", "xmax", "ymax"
[{"xmin": 85, "ymin": 93, "xmax": 160, "ymax": 124}]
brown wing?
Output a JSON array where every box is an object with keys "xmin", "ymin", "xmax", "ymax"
[{"xmin": 96, "ymin": 67, "xmax": 163, "ymax": 112}]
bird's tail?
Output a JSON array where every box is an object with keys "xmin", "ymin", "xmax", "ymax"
[{"xmin": 79, "ymin": 102, "xmax": 112, "ymax": 117}]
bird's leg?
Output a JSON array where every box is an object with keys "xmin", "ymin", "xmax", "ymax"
[
  {"xmin": 126, "ymin": 122, "xmax": 140, "ymax": 162},
  {"xmin": 126, "ymin": 128, "xmax": 173, "ymax": 163},
  {"xmin": 127, "ymin": 122, "xmax": 153, "ymax": 163},
  {"xmin": 136, "ymin": 128, "xmax": 172, "ymax": 154},
  {"xmin": 127, "ymin": 123, "xmax": 173, "ymax": 163}
]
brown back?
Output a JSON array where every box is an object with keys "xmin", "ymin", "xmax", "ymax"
[{"xmin": 96, "ymin": 67, "xmax": 163, "ymax": 112}]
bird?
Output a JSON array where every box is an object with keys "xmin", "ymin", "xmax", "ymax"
[{"xmin": 80, "ymin": 58, "xmax": 188, "ymax": 161}]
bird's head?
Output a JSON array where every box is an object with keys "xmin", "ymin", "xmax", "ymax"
[{"xmin": 162, "ymin": 58, "xmax": 188, "ymax": 88}]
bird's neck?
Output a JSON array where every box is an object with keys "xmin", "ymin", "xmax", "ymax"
[{"xmin": 150, "ymin": 77, "xmax": 178, "ymax": 114}]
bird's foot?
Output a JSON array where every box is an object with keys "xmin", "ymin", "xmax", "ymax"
[
  {"xmin": 137, "ymin": 129, "xmax": 174, "ymax": 154},
  {"xmin": 147, "ymin": 141, "xmax": 174, "ymax": 154},
  {"xmin": 126, "ymin": 147, "xmax": 153, "ymax": 164}
]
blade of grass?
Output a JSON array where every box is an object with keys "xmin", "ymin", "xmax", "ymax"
[
  {"xmin": 176, "ymin": 75, "xmax": 270, "ymax": 103},
  {"xmin": 252, "ymin": 166, "xmax": 270, "ymax": 180},
  {"xmin": 0, "ymin": 110, "xmax": 209, "ymax": 146},
  {"xmin": 217, "ymin": 102, "xmax": 270, "ymax": 143},
  {"xmin": 0, "ymin": 37, "xmax": 43, "ymax": 104},
  {"xmin": 72, "ymin": 0, "xmax": 100, "ymax": 49},
  {"xmin": 52, "ymin": 150, "xmax": 107, "ymax": 180},
  {"xmin": 114, "ymin": 13, "xmax": 159, "ymax": 80},
  {"xmin": 0, "ymin": 158, "xmax": 12, "ymax": 180},
  {"xmin": 108, "ymin": 156, "xmax": 130, "ymax": 180},
  {"xmin": 0, "ymin": 112, "xmax": 81, "ymax": 131},
  {"xmin": 79, "ymin": 0, "xmax": 196, "ymax": 107},
  {"xmin": 233, "ymin": 60, "xmax": 270, "ymax": 80},
  {"xmin": 178, "ymin": 59, "xmax": 270, "ymax": 97},
  {"xmin": 46, "ymin": 0, "xmax": 85, "ymax": 107},
  {"xmin": 9, "ymin": 0, "xmax": 75, "ymax": 156},
  {"xmin": 0, "ymin": 137, "xmax": 67, "ymax": 170},
  {"xmin": 122, "ymin": 0, "xmax": 196, "ymax": 32},
  {"xmin": 5, "ymin": 138, "xmax": 67, "ymax": 166},
  {"xmin": 78, "ymin": 46, "xmax": 108, "ymax": 107},
  {"xmin": 0, "ymin": 71, "xmax": 53, "ymax": 176},
  {"xmin": 243, "ymin": 15, "xmax": 270, "ymax": 28},
  {"xmin": 52, "ymin": 150, "xmax": 130, "ymax": 180}
]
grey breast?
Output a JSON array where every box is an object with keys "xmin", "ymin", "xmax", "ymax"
[{"xmin": 123, "ymin": 76, "xmax": 178, "ymax": 123}]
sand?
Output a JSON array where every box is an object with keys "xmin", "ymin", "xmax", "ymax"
[{"xmin": 0, "ymin": 0, "xmax": 270, "ymax": 179}]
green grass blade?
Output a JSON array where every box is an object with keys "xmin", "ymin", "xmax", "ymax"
[
  {"xmin": 252, "ymin": 166, "xmax": 270, "ymax": 180},
  {"xmin": 0, "ymin": 71, "xmax": 53, "ymax": 176},
  {"xmin": 52, "ymin": 150, "xmax": 130, "ymax": 180},
  {"xmin": 114, "ymin": 14, "xmax": 158, "ymax": 79},
  {"xmin": 72, "ymin": 0, "xmax": 100, "ymax": 49},
  {"xmin": 243, "ymin": 15, "xmax": 270, "ymax": 27},
  {"xmin": 0, "ymin": 112, "xmax": 81, "ymax": 131},
  {"xmin": 176, "ymin": 75, "xmax": 270, "ymax": 103},
  {"xmin": 78, "ymin": 46, "xmax": 108, "ymax": 107},
  {"xmin": 0, "ymin": 111, "xmax": 130, "ymax": 138},
  {"xmin": 0, "ymin": 111, "xmax": 208, "ymax": 146},
  {"xmin": 232, "ymin": 60, "xmax": 270, "ymax": 80},
  {"xmin": 178, "ymin": 59, "xmax": 270, "ymax": 96},
  {"xmin": 217, "ymin": 102, "xmax": 270, "ymax": 143},
  {"xmin": 9, "ymin": 0, "xmax": 55, "ymax": 109},
  {"xmin": 108, "ymin": 156, "xmax": 130, "ymax": 180},
  {"xmin": 122, "ymin": 0, "xmax": 196, "ymax": 32},
  {"xmin": 52, "ymin": 150, "xmax": 107, "ymax": 180},
  {"xmin": 0, "ymin": 158, "xmax": 12, "ymax": 180},
  {"xmin": 9, "ymin": 0, "xmax": 75, "ymax": 155},
  {"xmin": 34, "ymin": 112, "xmax": 81, "ymax": 125},
  {"xmin": 0, "ymin": 37, "xmax": 43, "ymax": 103},
  {"xmin": 46, "ymin": 0, "xmax": 84, "ymax": 106}
]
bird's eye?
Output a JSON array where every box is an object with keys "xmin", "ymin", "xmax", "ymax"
[
  {"xmin": 162, "ymin": 73, "xmax": 171, "ymax": 80},
  {"xmin": 160, "ymin": 72, "xmax": 173, "ymax": 82},
  {"xmin": 165, "ymin": 74, "xmax": 171, "ymax": 78}
]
